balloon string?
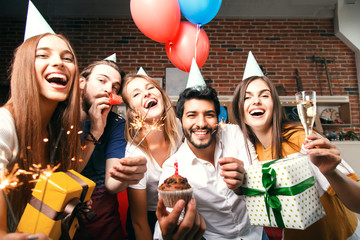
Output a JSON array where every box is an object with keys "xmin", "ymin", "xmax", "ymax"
[{"xmin": 194, "ymin": 24, "xmax": 201, "ymax": 62}]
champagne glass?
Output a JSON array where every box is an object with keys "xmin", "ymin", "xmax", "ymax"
[{"xmin": 295, "ymin": 91, "xmax": 317, "ymax": 139}]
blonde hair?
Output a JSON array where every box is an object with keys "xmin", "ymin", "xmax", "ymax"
[{"xmin": 120, "ymin": 74, "xmax": 181, "ymax": 159}]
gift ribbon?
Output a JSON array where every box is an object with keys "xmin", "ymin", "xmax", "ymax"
[
  {"xmin": 28, "ymin": 171, "xmax": 95, "ymax": 238},
  {"xmin": 241, "ymin": 159, "xmax": 315, "ymax": 228},
  {"xmin": 65, "ymin": 171, "xmax": 89, "ymax": 201},
  {"xmin": 29, "ymin": 196, "xmax": 63, "ymax": 220},
  {"xmin": 60, "ymin": 171, "xmax": 95, "ymax": 239},
  {"xmin": 60, "ymin": 198, "xmax": 95, "ymax": 240}
]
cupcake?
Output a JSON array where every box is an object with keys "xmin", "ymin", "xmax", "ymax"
[{"xmin": 158, "ymin": 174, "xmax": 193, "ymax": 208}]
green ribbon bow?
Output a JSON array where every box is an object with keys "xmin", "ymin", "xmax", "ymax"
[{"xmin": 241, "ymin": 159, "xmax": 315, "ymax": 228}]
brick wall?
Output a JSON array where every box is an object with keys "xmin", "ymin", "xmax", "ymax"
[{"xmin": 0, "ymin": 17, "xmax": 359, "ymax": 135}]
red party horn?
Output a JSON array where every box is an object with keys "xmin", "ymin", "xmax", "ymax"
[{"xmin": 109, "ymin": 94, "xmax": 123, "ymax": 105}]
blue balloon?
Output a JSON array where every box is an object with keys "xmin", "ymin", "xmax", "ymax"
[
  {"xmin": 218, "ymin": 106, "xmax": 228, "ymax": 123},
  {"xmin": 178, "ymin": 0, "xmax": 222, "ymax": 25}
]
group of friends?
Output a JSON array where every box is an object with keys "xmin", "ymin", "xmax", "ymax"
[{"xmin": 1, "ymin": 30, "xmax": 360, "ymax": 240}]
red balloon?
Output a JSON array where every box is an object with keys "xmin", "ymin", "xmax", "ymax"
[
  {"xmin": 130, "ymin": 0, "xmax": 180, "ymax": 43},
  {"xmin": 165, "ymin": 22, "xmax": 209, "ymax": 72}
]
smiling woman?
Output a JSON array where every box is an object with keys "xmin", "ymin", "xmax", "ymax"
[
  {"xmin": 232, "ymin": 75, "xmax": 360, "ymax": 240},
  {"xmin": 106, "ymin": 73, "xmax": 182, "ymax": 240},
  {"xmin": 0, "ymin": 33, "xmax": 82, "ymax": 237},
  {"xmin": 35, "ymin": 35, "xmax": 76, "ymax": 103}
]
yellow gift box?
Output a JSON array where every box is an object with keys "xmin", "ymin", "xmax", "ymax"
[{"xmin": 17, "ymin": 170, "xmax": 95, "ymax": 239}]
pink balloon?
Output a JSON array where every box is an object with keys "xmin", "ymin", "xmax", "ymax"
[
  {"xmin": 165, "ymin": 22, "xmax": 210, "ymax": 72},
  {"xmin": 130, "ymin": 0, "xmax": 181, "ymax": 43}
]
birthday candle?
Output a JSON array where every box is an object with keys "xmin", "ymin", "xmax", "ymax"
[{"xmin": 174, "ymin": 161, "xmax": 178, "ymax": 175}]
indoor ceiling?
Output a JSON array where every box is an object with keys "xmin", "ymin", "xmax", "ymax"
[{"xmin": 1, "ymin": 0, "xmax": 345, "ymax": 20}]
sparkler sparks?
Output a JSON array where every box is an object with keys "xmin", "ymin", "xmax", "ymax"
[
  {"xmin": 127, "ymin": 106, "xmax": 172, "ymax": 156},
  {"xmin": 1, "ymin": 163, "xmax": 33, "ymax": 230},
  {"xmin": 1, "ymin": 122, "xmax": 84, "ymax": 233},
  {"xmin": 29, "ymin": 163, "xmax": 60, "ymax": 181},
  {"xmin": 30, "ymin": 163, "xmax": 60, "ymax": 234},
  {"xmin": 0, "ymin": 163, "xmax": 34, "ymax": 192},
  {"xmin": 128, "ymin": 109, "xmax": 151, "ymax": 148},
  {"xmin": 133, "ymin": 119, "xmax": 163, "ymax": 149},
  {"xmin": 218, "ymin": 120, "xmax": 226, "ymax": 129},
  {"xmin": 210, "ymin": 120, "xmax": 226, "ymax": 135}
]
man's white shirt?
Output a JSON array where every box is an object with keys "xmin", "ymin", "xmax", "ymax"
[{"xmin": 158, "ymin": 124, "xmax": 263, "ymax": 240}]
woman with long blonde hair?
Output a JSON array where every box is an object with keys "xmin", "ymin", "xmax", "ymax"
[{"xmin": 106, "ymin": 74, "xmax": 182, "ymax": 239}]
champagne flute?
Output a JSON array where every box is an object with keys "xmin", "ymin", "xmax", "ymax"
[{"xmin": 295, "ymin": 91, "xmax": 317, "ymax": 139}]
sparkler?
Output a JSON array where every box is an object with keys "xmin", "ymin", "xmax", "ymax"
[
  {"xmin": 0, "ymin": 163, "xmax": 17, "ymax": 227},
  {"xmin": 1, "ymin": 123, "xmax": 81, "ymax": 233},
  {"xmin": 0, "ymin": 163, "xmax": 32, "ymax": 231},
  {"xmin": 50, "ymin": 128, "xmax": 64, "ymax": 166},
  {"xmin": 31, "ymin": 163, "xmax": 60, "ymax": 234},
  {"xmin": 211, "ymin": 120, "xmax": 226, "ymax": 135},
  {"xmin": 29, "ymin": 163, "xmax": 60, "ymax": 182},
  {"xmin": 2, "ymin": 190, "xmax": 17, "ymax": 231},
  {"xmin": 32, "ymin": 126, "xmax": 64, "ymax": 233},
  {"xmin": 128, "ymin": 108, "xmax": 151, "ymax": 147},
  {"xmin": 131, "ymin": 119, "xmax": 163, "ymax": 152},
  {"xmin": 128, "ymin": 105, "xmax": 173, "ymax": 156}
]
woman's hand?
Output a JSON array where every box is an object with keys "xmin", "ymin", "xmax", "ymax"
[{"xmin": 303, "ymin": 134, "xmax": 341, "ymax": 176}]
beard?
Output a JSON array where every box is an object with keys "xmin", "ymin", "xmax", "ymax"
[
  {"xmin": 183, "ymin": 125, "xmax": 218, "ymax": 149},
  {"xmin": 81, "ymin": 88, "xmax": 92, "ymax": 114}
]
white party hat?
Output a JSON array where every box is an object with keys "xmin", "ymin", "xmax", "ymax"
[
  {"xmin": 137, "ymin": 67, "xmax": 148, "ymax": 76},
  {"xmin": 24, "ymin": 1, "xmax": 54, "ymax": 41},
  {"xmin": 186, "ymin": 58, "xmax": 206, "ymax": 89},
  {"xmin": 104, "ymin": 53, "xmax": 116, "ymax": 62},
  {"xmin": 242, "ymin": 51, "xmax": 264, "ymax": 80}
]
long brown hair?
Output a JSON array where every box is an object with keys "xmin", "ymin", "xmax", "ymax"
[
  {"xmin": 120, "ymin": 74, "xmax": 180, "ymax": 159},
  {"xmin": 3, "ymin": 33, "xmax": 82, "ymax": 229},
  {"xmin": 232, "ymin": 76, "xmax": 301, "ymax": 160}
]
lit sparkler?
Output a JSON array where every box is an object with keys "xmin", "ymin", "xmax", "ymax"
[
  {"xmin": 0, "ymin": 163, "xmax": 33, "ymax": 231},
  {"xmin": 0, "ymin": 163, "xmax": 31, "ymax": 192},
  {"xmin": 132, "ymin": 119, "xmax": 163, "ymax": 150},
  {"xmin": 128, "ymin": 109, "xmax": 151, "ymax": 148},
  {"xmin": 218, "ymin": 120, "xmax": 226, "ymax": 129},
  {"xmin": 211, "ymin": 120, "xmax": 226, "ymax": 135},
  {"xmin": 31, "ymin": 163, "xmax": 60, "ymax": 234},
  {"xmin": 30, "ymin": 126, "xmax": 63, "ymax": 233},
  {"xmin": 128, "ymin": 106, "xmax": 172, "ymax": 156},
  {"xmin": 29, "ymin": 163, "xmax": 60, "ymax": 181},
  {"xmin": 50, "ymin": 128, "xmax": 64, "ymax": 166}
]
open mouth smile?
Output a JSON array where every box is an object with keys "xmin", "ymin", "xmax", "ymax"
[
  {"xmin": 46, "ymin": 73, "xmax": 68, "ymax": 86},
  {"xmin": 144, "ymin": 98, "xmax": 158, "ymax": 109},
  {"xmin": 249, "ymin": 109, "xmax": 265, "ymax": 117}
]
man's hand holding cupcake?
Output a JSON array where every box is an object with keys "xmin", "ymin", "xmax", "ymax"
[{"xmin": 156, "ymin": 196, "xmax": 206, "ymax": 240}]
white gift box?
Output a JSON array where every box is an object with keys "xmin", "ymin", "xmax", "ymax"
[{"xmin": 241, "ymin": 156, "xmax": 325, "ymax": 230}]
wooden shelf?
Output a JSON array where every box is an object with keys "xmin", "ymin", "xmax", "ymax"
[
  {"xmin": 279, "ymin": 95, "xmax": 349, "ymax": 104},
  {"xmin": 279, "ymin": 96, "xmax": 351, "ymax": 132}
]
